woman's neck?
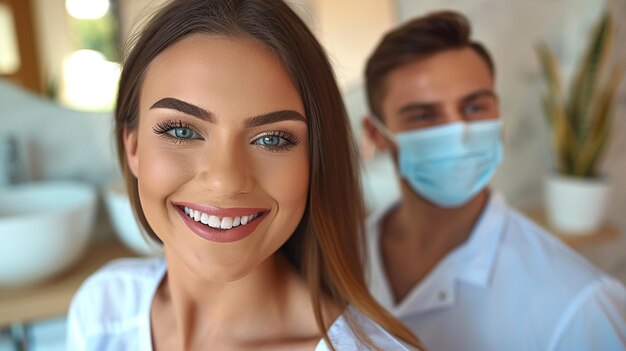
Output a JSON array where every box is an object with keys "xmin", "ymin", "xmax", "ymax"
[{"xmin": 152, "ymin": 251, "xmax": 338, "ymax": 350}]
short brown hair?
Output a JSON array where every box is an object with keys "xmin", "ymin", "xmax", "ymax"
[{"xmin": 365, "ymin": 10, "xmax": 495, "ymax": 119}]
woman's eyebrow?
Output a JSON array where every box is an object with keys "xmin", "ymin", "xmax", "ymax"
[
  {"xmin": 150, "ymin": 97, "xmax": 216, "ymax": 123},
  {"xmin": 150, "ymin": 98, "xmax": 305, "ymax": 127},
  {"xmin": 244, "ymin": 110, "xmax": 306, "ymax": 128}
]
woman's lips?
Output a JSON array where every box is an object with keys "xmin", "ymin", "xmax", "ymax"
[{"xmin": 173, "ymin": 202, "xmax": 269, "ymax": 243}]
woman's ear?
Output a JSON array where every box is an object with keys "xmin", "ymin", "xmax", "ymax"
[
  {"xmin": 362, "ymin": 116, "xmax": 392, "ymax": 151},
  {"xmin": 123, "ymin": 127, "xmax": 139, "ymax": 178}
]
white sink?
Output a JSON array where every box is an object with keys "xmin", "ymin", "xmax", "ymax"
[
  {"xmin": 104, "ymin": 182, "xmax": 161, "ymax": 256},
  {"xmin": 0, "ymin": 181, "xmax": 97, "ymax": 287}
]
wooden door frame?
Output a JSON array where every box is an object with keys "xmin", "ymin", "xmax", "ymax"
[{"xmin": 0, "ymin": 0, "xmax": 42, "ymax": 94}]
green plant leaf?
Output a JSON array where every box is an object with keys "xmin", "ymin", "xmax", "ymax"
[
  {"xmin": 537, "ymin": 44, "xmax": 563, "ymax": 100},
  {"xmin": 567, "ymin": 13, "xmax": 614, "ymax": 147},
  {"xmin": 542, "ymin": 92, "xmax": 576, "ymax": 173},
  {"xmin": 537, "ymin": 43, "xmax": 579, "ymax": 173},
  {"xmin": 573, "ymin": 65, "xmax": 623, "ymax": 176},
  {"xmin": 538, "ymin": 10, "xmax": 621, "ymax": 177}
]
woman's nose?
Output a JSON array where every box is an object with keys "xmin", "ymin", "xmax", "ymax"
[{"xmin": 196, "ymin": 141, "xmax": 254, "ymax": 198}]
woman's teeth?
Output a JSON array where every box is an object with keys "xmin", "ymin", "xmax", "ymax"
[{"xmin": 183, "ymin": 207, "xmax": 259, "ymax": 230}]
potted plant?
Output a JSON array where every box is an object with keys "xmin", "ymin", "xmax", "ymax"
[{"xmin": 537, "ymin": 11, "xmax": 624, "ymax": 235}]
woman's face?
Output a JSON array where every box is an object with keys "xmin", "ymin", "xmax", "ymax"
[{"xmin": 125, "ymin": 34, "xmax": 309, "ymax": 282}]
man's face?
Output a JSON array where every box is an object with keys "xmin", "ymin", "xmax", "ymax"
[{"xmin": 379, "ymin": 47, "xmax": 499, "ymax": 133}]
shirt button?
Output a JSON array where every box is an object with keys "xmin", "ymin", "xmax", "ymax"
[{"xmin": 438, "ymin": 291, "xmax": 448, "ymax": 301}]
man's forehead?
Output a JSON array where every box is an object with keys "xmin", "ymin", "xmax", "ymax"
[{"xmin": 381, "ymin": 48, "xmax": 494, "ymax": 110}]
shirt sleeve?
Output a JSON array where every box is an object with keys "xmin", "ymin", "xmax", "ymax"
[
  {"xmin": 550, "ymin": 276, "xmax": 626, "ymax": 351},
  {"xmin": 66, "ymin": 291, "xmax": 87, "ymax": 351}
]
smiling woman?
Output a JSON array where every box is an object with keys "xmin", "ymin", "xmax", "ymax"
[{"xmin": 65, "ymin": 1, "xmax": 423, "ymax": 350}]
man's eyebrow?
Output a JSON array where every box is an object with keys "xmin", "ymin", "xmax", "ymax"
[
  {"xmin": 396, "ymin": 90, "xmax": 497, "ymax": 115},
  {"xmin": 150, "ymin": 97, "xmax": 215, "ymax": 123},
  {"xmin": 461, "ymin": 90, "xmax": 497, "ymax": 103},
  {"xmin": 397, "ymin": 102, "xmax": 439, "ymax": 115},
  {"xmin": 244, "ymin": 110, "xmax": 306, "ymax": 128}
]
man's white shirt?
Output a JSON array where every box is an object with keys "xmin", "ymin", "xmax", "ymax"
[{"xmin": 366, "ymin": 192, "xmax": 626, "ymax": 350}]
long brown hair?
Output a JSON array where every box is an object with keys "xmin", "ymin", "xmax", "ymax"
[
  {"xmin": 365, "ymin": 10, "xmax": 495, "ymax": 119},
  {"xmin": 115, "ymin": 0, "xmax": 423, "ymax": 349}
]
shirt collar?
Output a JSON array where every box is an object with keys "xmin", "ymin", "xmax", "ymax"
[
  {"xmin": 454, "ymin": 191, "xmax": 507, "ymax": 287},
  {"xmin": 367, "ymin": 191, "xmax": 508, "ymax": 317}
]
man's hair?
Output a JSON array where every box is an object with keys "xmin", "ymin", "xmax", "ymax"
[{"xmin": 365, "ymin": 10, "xmax": 495, "ymax": 119}]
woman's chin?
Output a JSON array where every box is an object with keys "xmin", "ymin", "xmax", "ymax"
[{"xmin": 178, "ymin": 252, "xmax": 259, "ymax": 284}]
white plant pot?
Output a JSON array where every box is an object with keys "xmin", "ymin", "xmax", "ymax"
[{"xmin": 545, "ymin": 174, "xmax": 609, "ymax": 235}]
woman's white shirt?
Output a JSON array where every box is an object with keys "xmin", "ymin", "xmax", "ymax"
[{"xmin": 66, "ymin": 258, "xmax": 412, "ymax": 351}]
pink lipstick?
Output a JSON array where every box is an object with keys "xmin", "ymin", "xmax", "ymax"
[{"xmin": 173, "ymin": 202, "xmax": 269, "ymax": 243}]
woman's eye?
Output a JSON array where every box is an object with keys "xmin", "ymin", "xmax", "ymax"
[
  {"xmin": 255, "ymin": 135, "xmax": 287, "ymax": 147},
  {"xmin": 252, "ymin": 132, "xmax": 298, "ymax": 151},
  {"xmin": 152, "ymin": 120, "xmax": 204, "ymax": 143},
  {"xmin": 167, "ymin": 127, "xmax": 200, "ymax": 139}
]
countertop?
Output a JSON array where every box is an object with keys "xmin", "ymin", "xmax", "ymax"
[
  {"xmin": 0, "ymin": 240, "xmax": 136, "ymax": 327},
  {"xmin": 526, "ymin": 211, "xmax": 620, "ymax": 250}
]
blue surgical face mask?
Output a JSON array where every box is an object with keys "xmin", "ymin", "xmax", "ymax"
[{"xmin": 371, "ymin": 119, "xmax": 503, "ymax": 207}]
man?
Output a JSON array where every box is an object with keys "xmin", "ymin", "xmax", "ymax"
[{"xmin": 362, "ymin": 10, "xmax": 626, "ymax": 351}]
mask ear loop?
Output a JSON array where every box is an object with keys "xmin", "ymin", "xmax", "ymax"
[{"xmin": 368, "ymin": 116, "xmax": 397, "ymax": 144}]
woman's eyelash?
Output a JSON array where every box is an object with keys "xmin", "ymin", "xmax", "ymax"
[
  {"xmin": 264, "ymin": 131, "xmax": 300, "ymax": 144},
  {"xmin": 152, "ymin": 120, "xmax": 202, "ymax": 144},
  {"xmin": 152, "ymin": 120, "xmax": 189, "ymax": 134}
]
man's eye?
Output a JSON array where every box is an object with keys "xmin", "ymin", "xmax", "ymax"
[
  {"xmin": 464, "ymin": 104, "xmax": 485, "ymax": 115},
  {"xmin": 409, "ymin": 113, "xmax": 438, "ymax": 121},
  {"xmin": 167, "ymin": 127, "xmax": 200, "ymax": 139}
]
